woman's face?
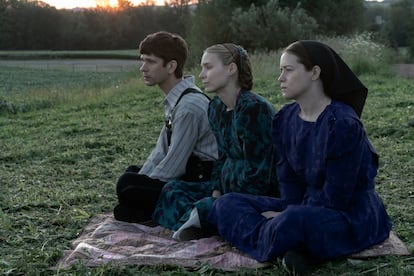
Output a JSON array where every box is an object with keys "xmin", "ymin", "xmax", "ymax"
[
  {"xmin": 278, "ymin": 52, "xmax": 314, "ymax": 100},
  {"xmin": 199, "ymin": 52, "xmax": 232, "ymax": 93}
]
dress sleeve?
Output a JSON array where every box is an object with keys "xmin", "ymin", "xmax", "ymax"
[
  {"xmin": 322, "ymin": 117, "xmax": 366, "ymax": 210},
  {"xmin": 233, "ymin": 101, "xmax": 275, "ymax": 194},
  {"xmin": 207, "ymin": 98, "xmax": 224, "ymax": 191},
  {"xmin": 209, "ymin": 151, "xmax": 225, "ymax": 191}
]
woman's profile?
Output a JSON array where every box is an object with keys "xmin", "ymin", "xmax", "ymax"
[
  {"xmin": 152, "ymin": 43, "xmax": 278, "ymax": 240},
  {"xmin": 207, "ymin": 40, "xmax": 392, "ymax": 274}
]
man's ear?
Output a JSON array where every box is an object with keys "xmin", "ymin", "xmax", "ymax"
[
  {"xmin": 168, "ymin": 60, "xmax": 178, "ymax": 74},
  {"xmin": 311, "ymin": 65, "xmax": 321, "ymax": 80}
]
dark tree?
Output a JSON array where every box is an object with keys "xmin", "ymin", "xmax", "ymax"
[{"xmin": 278, "ymin": 0, "xmax": 366, "ymax": 35}]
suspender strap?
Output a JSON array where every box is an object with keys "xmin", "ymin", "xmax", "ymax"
[{"xmin": 165, "ymin": 88, "xmax": 210, "ymax": 146}]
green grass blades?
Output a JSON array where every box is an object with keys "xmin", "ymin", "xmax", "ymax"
[
  {"xmin": 0, "ymin": 59, "xmax": 413, "ymax": 275},
  {"xmin": 0, "ymin": 66, "xmax": 135, "ymax": 114}
]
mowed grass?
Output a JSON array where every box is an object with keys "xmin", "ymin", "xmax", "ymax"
[
  {"xmin": 0, "ymin": 49, "xmax": 138, "ymax": 60},
  {"xmin": 0, "ymin": 66, "xmax": 134, "ymax": 114},
  {"xmin": 0, "ymin": 58, "xmax": 413, "ymax": 275}
]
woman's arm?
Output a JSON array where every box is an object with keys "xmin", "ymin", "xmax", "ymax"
[
  {"xmin": 322, "ymin": 117, "xmax": 368, "ymax": 210},
  {"xmin": 231, "ymin": 101, "xmax": 275, "ymax": 194}
]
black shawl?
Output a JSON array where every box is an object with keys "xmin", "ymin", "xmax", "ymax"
[{"xmin": 300, "ymin": 40, "xmax": 368, "ymax": 117}]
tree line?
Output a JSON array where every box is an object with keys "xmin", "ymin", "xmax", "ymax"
[{"xmin": 0, "ymin": 0, "xmax": 413, "ymax": 60}]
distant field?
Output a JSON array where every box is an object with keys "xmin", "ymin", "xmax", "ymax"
[
  {"xmin": 0, "ymin": 59, "xmax": 140, "ymax": 72},
  {"xmin": 0, "ymin": 49, "xmax": 138, "ymax": 60},
  {"xmin": 0, "ymin": 65, "xmax": 133, "ymax": 94},
  {"xmin": 0, "ymin": 50, "xmax": 141, "ymax": 72},
  {"xmin": 0, "ymin": 65, "xmax": 134, "ymax": 113}
]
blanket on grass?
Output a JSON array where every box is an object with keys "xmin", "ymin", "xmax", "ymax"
[{"xmin": 55, "ymin": 213, "xmax": 410, "ymax": 271}]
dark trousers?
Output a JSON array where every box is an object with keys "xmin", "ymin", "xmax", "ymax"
[
  {"xmin": 114, "ymin": 165, "xmax": 166, "ymax": 223},
  {"xmin": 114, "ymin": 159, "xmax": 214, "ymax": 224}
]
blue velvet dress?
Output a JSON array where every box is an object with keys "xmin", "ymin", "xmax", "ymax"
[
  {"xmin": 207, "ymin": 101, "xmax": 392, "ymax": 262},
  {"xmin": 152, "ymin": 91, "xmax": 278, "ymax": 230}
]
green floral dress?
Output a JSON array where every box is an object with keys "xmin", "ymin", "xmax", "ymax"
[{"xmin": 152, "ymin": 91, "xmax": 278, "ymax": 230}]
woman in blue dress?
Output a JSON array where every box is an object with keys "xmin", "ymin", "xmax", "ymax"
[
  {"xmin": 152, "ymin": 43, "xmax": 278, "ymax": 240},
  {"xmin": 207, "ymin": 41, "xmax": 392, "ymax": 273}
]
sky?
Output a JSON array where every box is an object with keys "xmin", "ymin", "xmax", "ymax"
[
  {"xmin": 42, "ymin": 0, "xmax": 166, "ymax": 9},
  {"xmin": 43, "ymin": 0, "xmax": 384, "ymax": 9}
]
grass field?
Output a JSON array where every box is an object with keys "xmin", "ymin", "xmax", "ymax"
[
  {"xmin": 0, "ymin": 53, "xmax": 413, "ymax": 275},
  {"xmin": 0, "ymin": 50, "xmax": 138, "ymax": 60}
]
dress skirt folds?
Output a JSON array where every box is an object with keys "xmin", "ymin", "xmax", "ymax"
[{"xmin": 207, "ymin": 101, "xmax": 392, "ymax": 262}]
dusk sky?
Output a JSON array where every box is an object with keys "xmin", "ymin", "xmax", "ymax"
[
  {"xmin": 42, "ymin": 0, "xmax": 384, "ymax": 10},
  {"xmin": 42, "ymin": 0, "xmax": 166, "ymax": 9}
]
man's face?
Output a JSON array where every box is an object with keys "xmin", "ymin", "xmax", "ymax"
[{"xmin": 139, "ymin": 54, "xmax": 170, "ymax": 86}]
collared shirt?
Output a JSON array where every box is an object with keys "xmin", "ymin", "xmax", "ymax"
[{"xmin": 139, "ymin": 76, "xmax": 218, "ymax": 182}]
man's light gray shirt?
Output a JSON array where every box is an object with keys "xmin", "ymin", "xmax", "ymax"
[{"xmin": 139, "ymin": 76, "xmax": 218, "ymax": 182}]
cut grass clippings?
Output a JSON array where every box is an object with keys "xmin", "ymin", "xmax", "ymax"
[{"xmin": 0, "ymin": 56, "xmax": 413, "ymax": 275}]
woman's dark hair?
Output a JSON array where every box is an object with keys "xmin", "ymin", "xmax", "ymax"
[
  {"xmin": 283, "ymin": 40, "xmax": 368, "ymax": 117},
  {"xmin": 204, "ymin": 43, "xmax": 253, "ymax": 91},
  {"xmin": 283, "ymin": 41, "xmax": 314, "ymax": 71},
  {"xmin": 139, "ymin": 31, "xmax": 188, "ymax": 78}
]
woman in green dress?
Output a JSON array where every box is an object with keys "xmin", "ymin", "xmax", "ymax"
[{"xmin": 152, "ymin": 43, "xmax": 278, "ymax": 240}]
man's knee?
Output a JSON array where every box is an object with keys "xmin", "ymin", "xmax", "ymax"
[{"xmin": 116, "ymin": 172, "xmax": 138, "ymax": 196}]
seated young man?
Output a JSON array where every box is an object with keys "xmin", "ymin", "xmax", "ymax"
[{"xmin": 114, "ymin": 31, "xmax": 218, "ymax": 223}]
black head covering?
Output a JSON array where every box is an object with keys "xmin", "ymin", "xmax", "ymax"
[{"xmin": 298, "ymin": 40, "xmax": 367, "ymax": 117}]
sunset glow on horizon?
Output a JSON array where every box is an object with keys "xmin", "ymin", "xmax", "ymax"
[
  {"xmin": 42, "ymin": 0, "xmax": 168, "ymax": 9},
  {"xmin": 41, "ymin": 0, "xmax": 383, "ymax": 9}
]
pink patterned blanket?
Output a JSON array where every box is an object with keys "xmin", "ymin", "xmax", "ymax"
[{"xmin": 55, "ymin": 213, "xmax": 410, "ymax": 271}]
